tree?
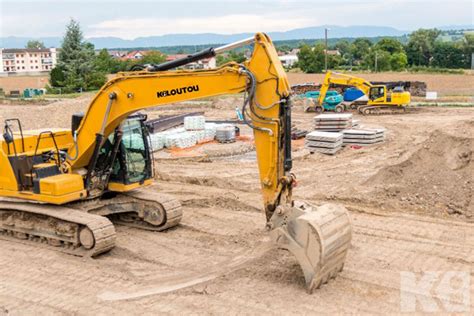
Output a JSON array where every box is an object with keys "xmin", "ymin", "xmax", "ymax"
[
  {"xmin": 431, "ymin": 41, "xmax": 468, "ymax": 68},
  {"xmin": 52, "ymin": 19, "xmax": 106, "ymax": 92},
  {"xmin": 375, "ymin": 38, "xmax": 404, "ymax": 54},
  {"xmin": 140, "ymin": 51, "xmax": 166, "ymax": 64},
  {"xmin": 464, "ymin": 33, "xmax": 474, "ymax": 54},
  {"xmin": 370, "ymin": 50, "xmax": 391, "ymax": 71},
  {"xmin": 351, "ymin": 38, "xmax": 372, "ymax": 60},
  {"xmin": 94, "ymin": 48, "xmax": 121, "ymax": 73},
  {"xmin": 49, "ymin": 66, "xmax": 65, "ymax": 87},
  {"xmin": 26, "ymin": 40, "xmax": 45, "ymax": 49},
  {"xmin": 216, "ymin": 51, "xmax": 246, "ymax": 66},
  {"xmin": 463, "ymin": 33, "xmax": 474, "ymax": 68},
  {"xmin": 277, "ymin": 44, "xmax": 292, "ymax": 54},
  {"xmin": 296, "ymin": 44, "xmax": 325, "ymax": 73},
  {"xmin": 390, "ymin": 52, "xmax": 408, "ymax": 71},
  {"xmin": 328, "ymin": 53, "xmax": 342, "ymax": 69},
  {"xmin": 334, "ymin": 40, "xmax": 351, "ymax": 57},
  {"xmin": 406, "ymin": 28, "xmax": 441, "ymax": 66}
]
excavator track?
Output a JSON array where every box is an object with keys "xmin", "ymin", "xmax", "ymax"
[
  {"xmin": 0, "ymin": 199, "xmax": 116, "ymax": 257},
  {"xmin": 71, "ymin": 189, "xmax": 183, "ymax": 231},
  {"xmin": 358, "ymin": 104, "xmax": 411, "ymax": 115}
]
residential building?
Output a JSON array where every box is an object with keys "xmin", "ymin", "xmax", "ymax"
[
  {"xmin": 279, "ymin": 54, "xmax": 298, "ymax": 68},
  {"xmin": 121, "ymin": 50, "xmax": 148, "ymax": 60},
  {"xmin": 107, "ymin": 50, "xmax": 127, "ymax": 59},
  {"xmin": 166, "ymin": 54, "xmax": 216, "ymax": 69},
  {"xmin": 0, "ymin": 48, "xmax": 57, "ymax": 74},
  {"xmin": 324, "ymin": 49, "xmax": 341, "ymax": 56}
]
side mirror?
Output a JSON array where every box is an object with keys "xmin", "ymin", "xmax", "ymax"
[{"xmin": 3, "ymin": 127, "xmax": 13, "ymax": 144}]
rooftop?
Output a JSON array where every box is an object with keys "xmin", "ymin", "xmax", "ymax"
[{"xmin": 2, "ymin": 48, "xmax": 53, "ymax": 53}]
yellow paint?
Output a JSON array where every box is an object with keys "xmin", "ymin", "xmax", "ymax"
[
  {"xmin": 38, "ymin": 173, "xmax": 84, "ymax": 196},
  {"xmin": 108, "ymin": 179, "xmax": 152, "ymax": 192},
  {"xmin": 0, "ymin": 188, "xmax": 86, "ymax": 204}
]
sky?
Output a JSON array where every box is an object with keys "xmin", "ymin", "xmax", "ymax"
[{"xmin": 0, "ymin": 0, "xmax": 473, "ymax": 39}]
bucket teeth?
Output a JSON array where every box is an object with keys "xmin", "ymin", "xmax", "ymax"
[{"xmin": 269, "ymin": 202, "xmax": 352, "ymax": 293}]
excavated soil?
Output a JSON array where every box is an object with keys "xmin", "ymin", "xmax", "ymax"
[
  {"xmin": 370, "ymin": 128, "xmax": 473, "ymax": 218},
  {"xmin": 0, "ymin": 96, "xmax": 473, "ymax": 314}
]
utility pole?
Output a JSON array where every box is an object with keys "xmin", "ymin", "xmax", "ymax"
[
  {"xmin": 374, "ymin": 51, "xmax": 378, "ymax": 72},
  {"xmin": 324, "ymin": 28, "xmax": 329, "ymax": 72}
]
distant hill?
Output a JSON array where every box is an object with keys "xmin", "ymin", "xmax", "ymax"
[{"xmin": 1, "ymin": 25, "xmax": 472, "ymax": 49}]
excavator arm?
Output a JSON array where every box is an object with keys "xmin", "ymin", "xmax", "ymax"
[{"xmin": 317, "ymin": 70, "xmax": 373, "ymax": 106}]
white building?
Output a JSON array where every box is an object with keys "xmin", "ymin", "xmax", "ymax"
[
  {"xmin": 165, "ymin": 54, "xmax": 216, "ymax": 69},
  {"xmin": 0, "ymin": 48, "xmax": 57, "ymax": 74},
  {"xmin": 279, "ymin": 54, "xmax": 298, "ymax": 68}
]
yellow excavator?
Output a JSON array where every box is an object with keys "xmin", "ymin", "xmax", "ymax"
[
  {"xmin": 0, "ymin": 33, "xmax": 352, "ymax": 292},
  {"xmin": 317, "ymin": 71, "xmax": 411, "ymax": 115}
]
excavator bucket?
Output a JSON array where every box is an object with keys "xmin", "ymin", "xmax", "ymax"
[{"xmin": 269, "ymin": 202, "xmax": 352, "ymax": 293}]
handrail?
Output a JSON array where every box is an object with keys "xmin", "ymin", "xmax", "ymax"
[
  {"xmin": 3, "ymin": 118, "xmax": 26, "ymax": 155},
  {"xmin": 31, "ymin": 131, "xmax": 62, "ymax": 178}
]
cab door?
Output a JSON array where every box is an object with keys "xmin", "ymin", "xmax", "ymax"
[{"xmin": 368, "ymin": 86, "xmax": 386, "ymax": 104}]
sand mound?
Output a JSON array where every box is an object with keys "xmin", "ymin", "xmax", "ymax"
[{"xmin": 370, "ymin": 129, "xmax": 473, "ymax": 218}]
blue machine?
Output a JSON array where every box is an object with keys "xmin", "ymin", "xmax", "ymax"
[{"xmin": 343, "ymin": 88, "xmax": 365, "ymax": 102}]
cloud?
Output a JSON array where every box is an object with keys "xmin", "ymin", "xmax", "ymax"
[
  {"xmin": 1, "ymin": 0, "xmax": 472, "ymax": 38},
  {"xmin": 88, "ymin": 14, "xmax": 315, "ymax": 39}
]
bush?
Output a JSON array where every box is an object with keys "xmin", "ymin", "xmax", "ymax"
[
  {"xmin": 390, "ymin": 52, "xmax": 408, "ymax": 71},
  {"xmin": 50, "ymin": 66, "xmax": 65, "ymax": 87}
]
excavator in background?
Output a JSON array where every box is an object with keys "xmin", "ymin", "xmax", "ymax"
[
  {"xmin": 317, "ymin": 71, "xmax": 411, "ymax": 115},
  {"xmin": 0, "ymin": 33, "xmax": 352, "ymax": 293}
]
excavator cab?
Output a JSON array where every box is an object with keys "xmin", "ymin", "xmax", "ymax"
[
  {"xmin": 109, "ymin": 115, "xmax": 153, "ymax": 187},
  {"xmin": 94, "ymin": 114, "xmax": 153, "ymax": 192},
  {"xmin": 368, "ymin": 85, "xmax": 386, "ymax": 102}
]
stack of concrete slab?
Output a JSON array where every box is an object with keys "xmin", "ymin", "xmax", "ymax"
[
  {"xmin": 215, "ymin": 124, "xmax": 236, "ymax": 143},
  {"xmin": 342, "ymin": 128, "xmax": 385, "ymax": 146},
  {"xmin": 313, "ymin": 114, "xmax": 353, "ymax": 132},
  {"xmin": 184, "ymin": 115, "xmax": 206, "ymax": 130},
  {"xmin": 305, "ymin": 131, "xmax": 343, "ymax": 155}
]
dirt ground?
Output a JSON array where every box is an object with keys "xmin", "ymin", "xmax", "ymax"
[{"xmin": 0, "ymin": 95, "xmax": 473, "ymax": 314}]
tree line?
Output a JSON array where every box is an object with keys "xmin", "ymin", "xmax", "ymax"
[
  {"xmin": 47, "ymin": 20, "xmax": 166, "ymax": 93},
  {"xmin": 46, "ymin": 20, "xmax": 473, "ymax": 93},
  {"xmin": 296, "ymin": 29, "xmax": 474, "ymax": 73}
]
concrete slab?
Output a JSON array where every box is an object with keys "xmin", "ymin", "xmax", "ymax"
[
  {"xmin": 308, "ymin": 146, "xmax": 342, "ymax": 155},
  {"xmin": 343, "ymin": 134, "xmax": 379, "ymax": 139},
  {"xmin": 314, "ymin": 113, "xmax": 353, "ymax": 121},
  {"xmin": 305, "ymin": 139, "xmax": 343, "ymax": 149},
  {"xmin": 306, "ymin": 131, "xmax": 343, "ymax": 142},
  {"xmin": 342, "ymin": 129, "xmax": 377, "ymax": 135},
  {"xmin": 314, "ymin": 121, "xmax": 353, "ymax": 126},
  {"xmin": 343, "ymin": 137, "xmax": 384, "ymax": 145}
]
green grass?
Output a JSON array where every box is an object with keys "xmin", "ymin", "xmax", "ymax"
[{"xmin": 44, "ymin": 90, "xmax": 98, "ymax": 99}]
